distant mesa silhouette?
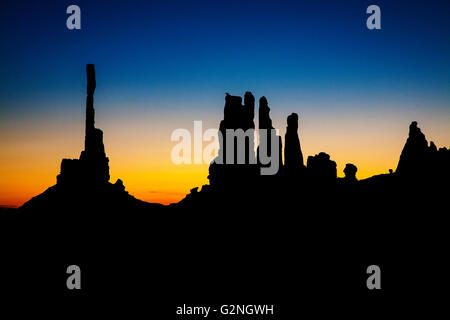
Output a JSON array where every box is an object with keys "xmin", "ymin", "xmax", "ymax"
[{"xmin": 19, "ymin": 65, "xmax": 450, "ymax": 212}]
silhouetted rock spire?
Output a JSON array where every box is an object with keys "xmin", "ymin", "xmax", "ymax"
[
  {"xmin": 284, "ymin": 113, "xmax": 304, "ymax": 168},
  {"xmin": 57, "ymin": 64, "xmax": 110, "ymax": 185},
  {"xmin": 257, "ymin": 96, "xmax": 282, "ymax": 168},
  {"xmin": 85, "ymin": 64, "xmax": 96, "ymax": 134},
  {"xmin": 307, "ymin": 152, "xmax": 337, "ymax": 183},
  {"xmin": 258, "ymin": 96, "xmax": 272, "ymax": 129},
  {"xmin": 395, "ymin": 121, "xmax": 450, "ymax": 181},
  {"xmin": 244, "ymin": 91, "xmax": 255, "ymax": 129}
]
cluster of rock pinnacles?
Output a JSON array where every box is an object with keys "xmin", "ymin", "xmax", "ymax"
[{"xmin": 21, "ymin": 64, "xmax": 450, "ymax": 209}]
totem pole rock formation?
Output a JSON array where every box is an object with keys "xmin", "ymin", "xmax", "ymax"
[
  {"xmin": 57, "ymin": 64, "xmax": 110, "ymax": 185},
  {"xmin": 307, "ymin": 152, "xmax": 337, "ymax": 183}
]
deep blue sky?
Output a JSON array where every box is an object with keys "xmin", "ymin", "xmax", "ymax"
[{"xmin": 1, "ymin": 0, "xmax": 450, "ymax": 117}]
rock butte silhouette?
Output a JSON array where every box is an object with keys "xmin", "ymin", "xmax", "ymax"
[{"xmin": 18, "ymin": 64, "xmax": 450, "ymax": 212}]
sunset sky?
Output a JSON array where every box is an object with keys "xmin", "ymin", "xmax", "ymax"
[{"xmin": 1, "ymin": 0, "xmax": 450, "ymax": 207}]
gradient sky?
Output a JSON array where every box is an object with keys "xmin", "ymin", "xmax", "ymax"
[{"xmin": 1, "ymin": 0, "xmax": 450, "ymax": 207}]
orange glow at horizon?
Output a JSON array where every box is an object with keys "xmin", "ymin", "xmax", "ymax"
[{"xmin": 1, "ymin": 105, "xmax": 450, "ymax": 208}]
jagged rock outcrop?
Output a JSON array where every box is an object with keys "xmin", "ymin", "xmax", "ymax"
[
  {"xmin": 209, "ymin": 92, "xmax": 259, "ymax": 187},
  {"xmin": 343, "ymin": 163, "xmax": 358, "ymax": 183},
  {"xmin": 395, "ymin": 121, "xmax": 450, "ymax": 181},
  {"xmin": 396, "ymin": 121, "xmax": 429, "ymax": 176},
  {"xmin": 284, "ymin": 113, "xmax": 304, "ymax": 168},
  {"xmin": 307, "ymin": 152, "xmax": 337, "ymax": 183}
]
